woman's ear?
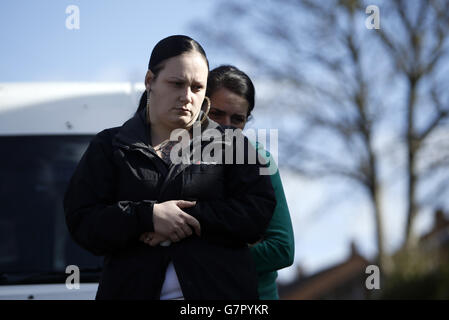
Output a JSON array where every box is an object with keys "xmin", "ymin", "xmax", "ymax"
[{"xmin": 145, "ymin": 70, "xmax": 154, "ymax": 93}]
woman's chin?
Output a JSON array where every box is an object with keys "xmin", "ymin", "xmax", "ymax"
[{"xmin": 171, "ymin": 115, "xmax": 193, "ymax": 128}]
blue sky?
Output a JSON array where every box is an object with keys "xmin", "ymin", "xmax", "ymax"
[{"xmin": 0, "ymin": 0, "xmax": 216, "ymax": 82}]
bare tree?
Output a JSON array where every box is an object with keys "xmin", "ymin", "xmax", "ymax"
[
  {"xmin": 193, "ymin": 0, "xmax": 449, "ymax": 274},
  {"xmin": 375, "ymin": 0, "xmax": 449, "ymax": 250}
]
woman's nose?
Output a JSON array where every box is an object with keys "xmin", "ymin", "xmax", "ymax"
[
  {"xmin": 180, "ymin": 86, "xmax": 193, "ymax": 104},
  {"xmin": 223, "ymin": 116, "xmax": 231, "ymax": 126}
]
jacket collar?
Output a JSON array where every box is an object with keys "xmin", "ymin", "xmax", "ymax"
[
  {"xmin": 113, "ymin": 107, "xmax": 222, "ymax": 151},
  {"xmin": 113, "ymin": 107, "xmax": 151, "ymax": 150}
]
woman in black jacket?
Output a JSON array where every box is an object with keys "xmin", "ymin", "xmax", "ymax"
[{"xmin": 63, "ymin": 35, "xmax": 276, "ymax": 300}]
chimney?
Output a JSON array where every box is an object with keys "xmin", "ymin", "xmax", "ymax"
[
  {"xmin": 350, "ymin": 240, "xmax": 359, "ymax": 257},
  {"xmin": 295, "ymin": 265, "xmax": 305, "ymax": 280},
  {"xmin": 435, "ymin": 209, "xmax": 448, "ymax": 231}
]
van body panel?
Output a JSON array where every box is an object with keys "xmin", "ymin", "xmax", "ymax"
[{"xmin": 0, "ymin": 82, "xmax": 141, "ymax": 299}]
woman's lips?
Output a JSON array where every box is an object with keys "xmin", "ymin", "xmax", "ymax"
[{"xmin": 174, "ymin": 107, "xmax": 191, "ymax": 114}]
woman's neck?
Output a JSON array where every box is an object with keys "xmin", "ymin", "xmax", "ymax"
[{"xmin": 150, "ymin": 124, "xmax": 172, "ymax": 147}]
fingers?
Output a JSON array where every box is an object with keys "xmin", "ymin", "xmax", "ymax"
[
  {"xmin": 142, "ymin": 232, "xmax": 170, "ymax": 246},
  {"xmin": 176, "ymin": 200, "xmax": 196, "ymax": 209},
  {"xmin": 182, "ymin": 213, "xmax": 201, "ymax": 236},
  {"xmin": 149, "ymin": 237, "xmax": 160, "ymax": 246},
  {"xmin": 169, "ymin": 201, "xmax": 198, "ymax": 238},
  {"xmin": 142, "ymin": 227, "xmax": 195, "ymax": 246},
  {"xmin": 149, "ymin": 233, "xmax": 166, "ymax": 246},
  {"xmin": 140, "ymin": 232, "xmax": 151, "ymax": 243},
  {"xmin": 141, "ymin": 231, "xmax": 182, "ymax": 246},
  {"xmin": 153, "ymin": 201, "xmax": 195, "ymax": 237},
  {"xmin": 169, "ymin": 233, "xmax": 180, "ymax": 242},
  {"xmin": 140, "ymin": 232, "xmax": 154, "ymax": 245},
  {"xmin": 180, "ymin": 223, "xmax": 193, "ymax": 237},
  {"xmin": 176, "ymin": 200, "xmax": 200, "ymax": 236},
  {"xmin": 171, "ymin": 227, "xmax": 186, "ymax": 242},
  {"xmin": 141, "ymin": 232, "xmax": 169, "ymax": 246},
  {"xmin": 151, "ymin": 200, "xmax": 200, "ymax": 242}
]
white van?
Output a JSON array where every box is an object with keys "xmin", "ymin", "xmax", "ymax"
[{"xmin": 0, "ymin": 82, "xmax": 144, "ymax": 299}]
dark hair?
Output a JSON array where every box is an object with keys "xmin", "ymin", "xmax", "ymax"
[
  {"xmin": 148, "ymin": 35, "xmax": 209, "ymax": 78},
  {"xmin": 136, "ymin": 90, "xmax": 148, "ymax": 115},
  {"xmin": 136, "ymin": 35, "xmax": 209, "ymax": 114},
  {"xmin": 206, "ymin": 65, "xmax": 255, "ymax": 118}
]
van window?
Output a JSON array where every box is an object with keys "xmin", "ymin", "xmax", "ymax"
[{"xmin": 0, "ymin": 135, "xmax": 102, "ymax": 284}]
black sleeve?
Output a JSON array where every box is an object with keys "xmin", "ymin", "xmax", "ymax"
[
  {"xmin": 63, "ymin": 130, "xmax": 155, "ymax": 256},
  {"xmin": 185, "ymin": 134, "xmax": 276, "ymax": 246}
]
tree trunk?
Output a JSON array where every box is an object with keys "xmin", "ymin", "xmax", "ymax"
[
  {"xmin": 368, "ymin": 149, "xmax": 388, "ymax": 274},
  {"xmin": 372, "ymin": 185, "xmax": 387, "ymax": 272},
  {"xmin": 404, "ymin": 78, "xmax": 419, "ymax": 250}
]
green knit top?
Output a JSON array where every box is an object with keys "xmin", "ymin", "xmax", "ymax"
[{"xmin": 250, "ymin": 141, "xmax": 295, "ymax": 299}]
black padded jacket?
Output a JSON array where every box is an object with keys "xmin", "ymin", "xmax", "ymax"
[{"xmin": 63, "ymin": 108, "xmax": 276, "ymax": 300}]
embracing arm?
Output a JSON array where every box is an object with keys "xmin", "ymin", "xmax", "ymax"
[
  {"xmin": 250, "ymin": 145, "xmax": 295, "ymax": 273},
  {"xmin": 250, "ymin": 165, "xmax": 295, "ymax": 273},
  {"xmin": 185, "ymin": 136, "xmax": 276, "ymax": 246},
  {"xmin": 63, "ymin": 130, "xmax": 155, "ymax": 256}
]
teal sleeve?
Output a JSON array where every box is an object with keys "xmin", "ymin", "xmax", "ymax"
[{"xmin": 250, "ymin": 143, "xmax": 295, "ymax": 274}]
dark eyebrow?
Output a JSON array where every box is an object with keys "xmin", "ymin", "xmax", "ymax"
[
  {"xmin": 167, "ymin": 76, "xmax": 187, "ymax": 82},
  {"xmin": 192, "ymin": 80, "xmax": 205, "ymax": 87},
  {"xmin": 168, "ymin": 77, "xmax": 205, "ymax": 87},
  {"xmin": 231, "ymin": 114, "xmax": 247, "ymax": 121},
  {"xmin": 210, "ymin": 107, "xmax": 226, "ymax": 115}
]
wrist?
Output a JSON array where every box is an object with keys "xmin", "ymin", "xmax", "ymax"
[{"xmin": 136, "ymin": 200, "xmax": 156, "ymax": 233}]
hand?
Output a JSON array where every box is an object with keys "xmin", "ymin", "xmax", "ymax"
[
  {"xmin": 139, "ymin": 232, "xmax": 169, "ymax": 247},
  {"xmin": 152, "ymin": 200, "xmax": 201, "ymax": 242}
]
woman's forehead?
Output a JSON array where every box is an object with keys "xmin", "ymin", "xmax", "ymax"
[
  {"xmin": 211, "ymin": 89, "xmax": 249, "ymax": 115},
  {"xmin": 160, "ymin": 52, "xmax": 208, "ymax": 81}
]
